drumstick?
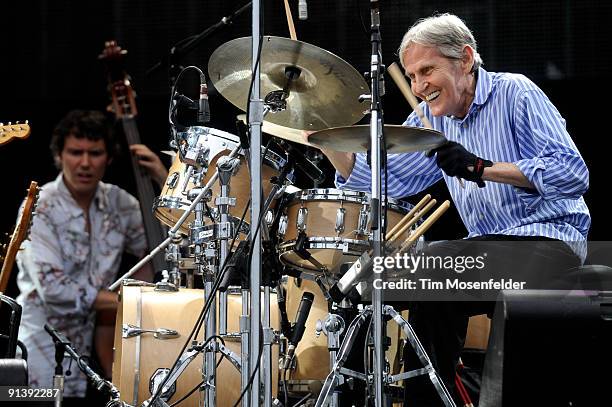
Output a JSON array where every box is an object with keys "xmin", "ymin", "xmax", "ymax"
[
  {"xmin": 388, "ymin": 62, "xmax": 432, "ymax": 129},
  {"xmin": 387, "ymin": 199, "xmax": 437, "ymax": 243},
  {"xmin": 388, "ymin": 62, "xmax": 464, "ymax": 188},
  {"xmin": 283, "ymin": 0, "xmax": 298, "ymax": 40},
  {"xmin": 385, "ymin": 194, "xmax": 431, "ymax": 240},
  {"xmin": 397, "ymin": 201, "xmax": 450, "ymax": 253}
]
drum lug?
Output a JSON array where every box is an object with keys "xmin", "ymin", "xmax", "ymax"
[
  {"xmin": 264, "ymin": 210, "xmax": 275, "ymax": 227},
  {"xmin": 335, "ymin": 207, "xmax": 346, "ymax": 234},
  {"xmin": 166, "ymin": 171, "xmax": 180, "ymax": 188},
  {"xmin": 278, "ymin": 214, "xmax": 288, "ymax": 237},
  {"xmin": 297, "ymin": 207, "xmax": 308, "ymax": 232},
  {"xmin": 122, "ymin": 323, "xmax": 180, "ymax": 339},
  {"xmin": 357, "ymin": 205, "xmax": 369, "ymax": 235}
]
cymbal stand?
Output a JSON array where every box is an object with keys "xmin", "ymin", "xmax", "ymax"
[
  {"xmin": 191, "ymin": 186, "xmax": 218, "ymax": 406},
  {"xmin": 216, "ymin": 156, "xmax": 241, "ymax": 335},
  {"xmin": 315, "ymin": 307, "xmax": 347, "ymax": 407},
  {"xmin": 365, "ymin": 0, "xmax": 385, "ymax": 404},
  {"xmin": 248, "ymin": 2, "xmax": 264, "ymax": 405}
]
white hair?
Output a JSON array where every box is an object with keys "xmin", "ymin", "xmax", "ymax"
[{"xmin": 398, "ymin": 13, "xmax": 483, "ymax": 72}]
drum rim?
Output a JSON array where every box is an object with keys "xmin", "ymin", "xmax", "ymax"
[
  {"xmin": 178, "ymin": 125, "xmax": 241, "ymax": 145},
  {"xmin": 285, "ymin": 188, "xmax": 410, "ymax": 211}
]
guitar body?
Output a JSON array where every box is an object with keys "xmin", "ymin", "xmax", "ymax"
[{"xmin": 0, "ymin": 181, "xmax": 39, "ymax": 295}]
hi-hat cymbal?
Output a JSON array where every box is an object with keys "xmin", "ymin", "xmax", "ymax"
[
  {"xmin": 236, "ymin": 114, "xmax": 313, "ymax": 147},
  {"xmin": 209, "ymin": 36, "xmax": 369, "ymax": 131},
  {"xmin": 309, "ymin": 125, "xmax": 447, "ymax": 154}
]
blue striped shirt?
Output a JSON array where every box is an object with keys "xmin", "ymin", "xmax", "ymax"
[{"xmin": 336, "ymin": 67, "xmax": 590, "ymax": 261}]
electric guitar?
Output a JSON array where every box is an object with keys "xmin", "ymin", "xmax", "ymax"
[
  {"xmin": 0, "ymin": 122, "xmax": 31, "ymax": 146},
  {"xmin": 0, "ymin": 181, "xmax": 39, "ymax": 295}
]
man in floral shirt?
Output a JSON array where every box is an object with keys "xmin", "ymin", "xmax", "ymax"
[{"xmin": 16, "ymin": 110, "xmax": 167, "ymax": 401}]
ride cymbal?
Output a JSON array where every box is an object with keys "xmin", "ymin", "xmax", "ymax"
[
  {"xmin": 209, "ymin": 36, "xmax": 369, "ymax": 131},
  {"xmin": 309, "ymin": 125, "xmax": 446, "ymax": 154}
]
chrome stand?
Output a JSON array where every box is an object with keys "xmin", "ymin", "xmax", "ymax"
[
  {"xmin": 248, "ymin": 1, "xmax": 264, "ymax": 405},
  {"xmin": 314, "ymin": 306, "xmax": 456, "ymax": 407}
]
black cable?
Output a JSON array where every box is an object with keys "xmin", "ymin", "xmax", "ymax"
[
  {"xmin": 169, "ymin": 352, "xmax": 225, "ymax": 407},
  {"xmin": 169, "ymin": 380, "xmax": 204, "ymax": 407}
]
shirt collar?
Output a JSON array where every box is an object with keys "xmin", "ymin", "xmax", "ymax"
[
  {"xmin": 472, "ymin": 67, "xmax": 492, "ymax": 107},
  {"xmin": 55, "ymin": 173, "xmax": 108, "ymax": 214}
]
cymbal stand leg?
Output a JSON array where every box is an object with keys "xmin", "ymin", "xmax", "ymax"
[
  {"xmin": 384, "ymin": 306, "xmax": 456, "ymax": 407},
  {"xmin": 315, "ymin": 307, "xmax": 373, "ymax": 407},
  {"xmin": 240, "ymin": 285, "xmax": 250, "ymax": 407},
  {"xmin": 262, "ymin": 285, "xmax": 275, "ymax": 407}
]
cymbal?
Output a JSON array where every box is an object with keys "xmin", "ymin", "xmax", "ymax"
[
  {"xmin": 209, "ymin": 36, "xmax": 369, "ymax": 131},
  {"xmin": 308, "ymin": 125, "xmax": 447, "ymax": 154},
  {"xmin": 236, "ymin": 114, "xmax": 313, "ymax": 147}
]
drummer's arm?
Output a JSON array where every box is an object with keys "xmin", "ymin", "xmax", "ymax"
[{"xmin": 321, "ymin": 149, "xmax": 355, "ymax": 180}]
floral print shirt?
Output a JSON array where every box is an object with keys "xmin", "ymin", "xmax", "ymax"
[{"xmin": 16, "ymin": 174, "xmax": 145, "ymax": 397}]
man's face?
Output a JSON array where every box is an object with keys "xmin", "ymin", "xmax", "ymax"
[
  {"xmin": 403, "ymin": 43, "xmax": 474, "ymax": 118},
  {"xmin": 58, "ymin": 134, "xmax": 109, "ymax": 199}
]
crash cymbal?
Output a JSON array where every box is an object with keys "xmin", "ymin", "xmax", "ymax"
[
  {"xmin": 236, "ymin": 114, "xmax": 313, "ymax": 147},
  {"xmin": 309, "ymin": 125, "xmax": 446, "ymax": 154},
  {"xmin": 209, "ymin": 36, "xmax": 369, "ymax": 131}
]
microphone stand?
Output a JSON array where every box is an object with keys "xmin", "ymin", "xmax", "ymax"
[
  {"xmin": 52, "ymin": 333, "xmax": 68, "ymax": 407},
  {"xmin": 44, "ymin": 324, "xmax": 125, "ymax": 407},
  {"xmin": 145, "ymin": 1, "xmax": 252, "ymax": 85}
]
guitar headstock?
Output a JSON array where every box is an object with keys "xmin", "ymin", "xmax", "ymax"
[
  {"xmin": 0, "ymin": 121, "xmax": 31, "ymax": 146},
  {"xmin": 99, "ymin": 40, "xmax": 138, "ymax": 119}
]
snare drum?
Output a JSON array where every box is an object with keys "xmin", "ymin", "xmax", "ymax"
[
  {"xmin": 154, "ymin": 127, "xmax": 287, "ymax": 235},
  {"xmin": 277, "ymin": 189, "xmax": 413, "ymax": 277},
  {"xmin": 112, "ymin": 286, "xmax": 279, "ymax": 406}
]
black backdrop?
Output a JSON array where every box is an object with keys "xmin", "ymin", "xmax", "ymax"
[{"xmin": 1, "ymin": 1, "xmax": 611, "ymax": 296}]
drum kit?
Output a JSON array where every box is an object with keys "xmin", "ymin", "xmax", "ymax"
[{"xmin": 45, "ymin": 3, "xmax": 460, "ymax": 407}]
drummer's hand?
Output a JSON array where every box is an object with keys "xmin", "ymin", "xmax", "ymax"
[
  {"xmin": 129, "ymin": 144, "xmax": 169, "ymax": 188},
  {"xmin": 304, "ymin": 131, "xmax": 355, "ymax": 180}
]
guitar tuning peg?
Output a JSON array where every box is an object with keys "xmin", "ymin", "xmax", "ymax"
[{"xmin": 8, "ymin": 122, "xmax": 12, "ymax": 126}]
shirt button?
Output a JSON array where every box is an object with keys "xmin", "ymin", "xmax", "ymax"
[
  {"xmin": 479, "ymin": 215, "xmax": 484, "ymax": 220},
  {"xmin": 463, "ymin": 123, "xmax": 468, "ymax": 128}
]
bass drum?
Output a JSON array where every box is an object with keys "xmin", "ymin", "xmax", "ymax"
[
  {"xmin": 112, "ymin": 286, "xmax": 279, "ymax": 406},
  {"xmin": 284, "ymin": 278, "xmax": 403, "ymax": 394}
]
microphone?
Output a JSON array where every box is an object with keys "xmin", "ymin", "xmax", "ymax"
[
  {"xmin": 281, "ymin": 141, "xmax": 324, "ymax": 183},
  {"xmin": 298, "ymin": 0, "xmax": 308, "ymax": 20},
  {"xmin": 283, "ymin": 291, "xmax": 315, "ymax": 369},
  {"xmin": 328, "ymin": 251, "xmax": 373, "ymax": 303},
  {"xmin": 198, "ymin": 74, "xmax": 211, "ymax": 124}
]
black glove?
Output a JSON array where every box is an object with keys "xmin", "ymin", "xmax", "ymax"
[{"xmin": 426, "ymin": 141, "xmax": 493, "ymax": 187}]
